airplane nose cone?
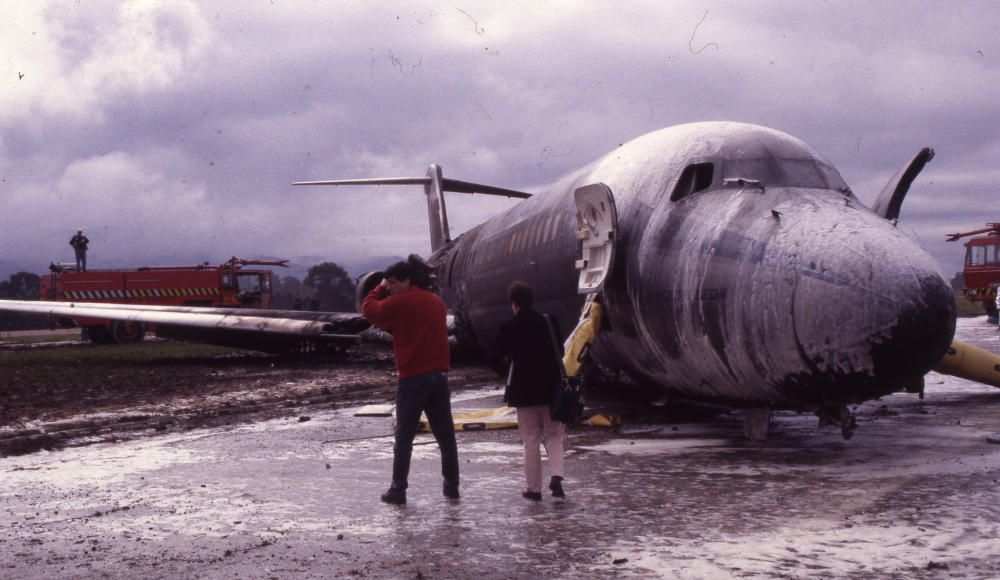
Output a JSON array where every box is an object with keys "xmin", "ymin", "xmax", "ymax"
[
  {"xmin": 610, "ymin": 188, "xmax": 955, "ymax": 407},
  {"xmin": 867, "ymin": 271, "xmax": 956, "ymax": 380},
  {"xmin": 781, "ymin": 202, "xmax": 956, "ymax": 394}
]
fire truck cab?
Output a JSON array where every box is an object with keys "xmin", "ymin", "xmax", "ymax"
[
  {"xmin": 948, "ymin": 223, "xmax": 1000, "ymax": 319},
  {"xmin": 41, "ymin": 257, "xmax": 285, "ymax": 343}
]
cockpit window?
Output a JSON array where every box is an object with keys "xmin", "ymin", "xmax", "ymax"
[
  {"xmin": 815, "ymin": 162, "xmax": 851, "ymax": 192},
  {"xmin": 670, "ymin": 162, "xmax": 715, "ymax": 202},
  {"xmin": 777, "ymin": 159, "xmax": 825, "ymax": 185},
  {"xmin": 721, "ymin": 158, "xmax": 779, "ymax": 188},
  {"xmin": 721, "ymin": 157, "xmax": 849, "ymax": 191}
]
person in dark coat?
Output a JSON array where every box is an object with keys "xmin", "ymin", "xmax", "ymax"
[
  {"xmin": 69, "ymin": 229, "xmax": 89, "ymax": 272},
  {"xmin": 490, "ymin": 281, "xmax": 566, "ymax": 501}
]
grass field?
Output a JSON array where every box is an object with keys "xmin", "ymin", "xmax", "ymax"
[
  {"xmin": 956, "ymin": 296, "xmax": 990, "ymax": 317},
  {"xmin": 1, "ymin": 340, "xmax": 246, "ymax": 388},
  {"xmin": 0, "ymin": 328, "xmax": 79, "ymax": 344}
]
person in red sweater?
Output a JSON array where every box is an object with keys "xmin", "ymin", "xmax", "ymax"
[{"xmin": 362, "ymin": 260, "xmax": 460, "ymax": 505}]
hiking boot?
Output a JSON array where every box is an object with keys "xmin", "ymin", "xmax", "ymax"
[
  {"xmin": 380, "ymin": 488, "xmax": 406, "ymax": 505},
  {"xmin": 522, "ymin": 490, "xmax": 542, "ymax": 501},
  {"xmin": 549, "ymin": 476, "xmax": 565, "ymax": 498},
  {"xmin": 443, "ymin": 484, "xmax": 460, "ymax": 500}
]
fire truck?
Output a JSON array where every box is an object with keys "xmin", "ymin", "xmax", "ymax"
[
  {"xmin": 41, "ymin": 257, "xmax": 286, "ymax": 343},
  {"xmin": 947, "ymin": 223, "xmax": 1000, "ymax": 319}
]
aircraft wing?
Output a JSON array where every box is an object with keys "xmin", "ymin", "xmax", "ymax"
[{"xmin": 0, "ymin": 299, "xmax": 371, "ymax": 353}]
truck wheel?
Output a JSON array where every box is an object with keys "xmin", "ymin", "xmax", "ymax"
[{"xmin": 111, "ymin": 320, "xmax": 147, "ymax": 344}]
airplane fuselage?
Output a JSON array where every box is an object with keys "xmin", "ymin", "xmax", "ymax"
[
  {"xmin": 434, "ymin": 123, "xmax": 956, "ymax": 411},
  {"xmin": 0, "ymin": 122, "xmax": 957, "ymax": 416}
]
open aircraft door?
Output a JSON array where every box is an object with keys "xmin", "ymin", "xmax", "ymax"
[
  {"xmin": 563, "ymin": 182, "xmax": 617, "ymax": 378},
  {"xmin": 573, "ymin": 183, "xmax": 618, "ymax": 294}
]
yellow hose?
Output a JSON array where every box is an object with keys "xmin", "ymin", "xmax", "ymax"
[{"xmin": 933, "ymin": 339, "xmax": 1000, "ymax": 388}]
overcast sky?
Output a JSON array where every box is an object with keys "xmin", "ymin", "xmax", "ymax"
[{"xmin": 2, "ymin": 1, "xmax": 998, "ymax": 280}]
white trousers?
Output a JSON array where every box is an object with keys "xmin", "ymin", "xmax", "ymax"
[{"xmin": 516, "ymin": 405, "xmax": 566, "ymax": 493}]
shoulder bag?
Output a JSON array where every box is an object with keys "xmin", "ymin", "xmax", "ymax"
[{"xmin": 544, "ymin": 314, "xmax": 584, "ymax": 425}]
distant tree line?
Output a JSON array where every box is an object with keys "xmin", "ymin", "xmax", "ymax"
[{"xmin": 272, "ymin": 261, "xmax": 357, "ymax": 312}]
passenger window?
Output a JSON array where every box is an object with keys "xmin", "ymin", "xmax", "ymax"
[{"xmin": 670, "ymin": 162, "xmax": 714, "ymax": 202}]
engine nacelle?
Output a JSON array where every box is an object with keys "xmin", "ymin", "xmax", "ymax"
[{"xmin": 354, "ymin": 271, "xmax": 384, "ymax": 313}]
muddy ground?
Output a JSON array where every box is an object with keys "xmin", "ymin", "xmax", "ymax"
[
  {"xmin": 0, "ymin": 336, "xmax": 496, "ymax": 457},
  {"xmin": 1, "ymin": 320, "xmax": 1000, "ymax": 578}
]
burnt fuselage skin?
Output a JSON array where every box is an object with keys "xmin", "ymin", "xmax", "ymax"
[{"xmin": 435, "ymin": 122, "xmax": 956, "ymax": 410}]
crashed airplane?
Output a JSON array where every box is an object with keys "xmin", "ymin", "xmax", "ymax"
[{"xmin": 0, "ymin": 122, "xmax": 978, "ymax": 437}]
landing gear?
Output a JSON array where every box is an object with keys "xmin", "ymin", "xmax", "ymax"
[
  {"xmin": 903, "ymin": 376, "xmax": 925, "ymax": 400},
  {"xmin": 817, "ymin": 404, "xmax": 857, "ymax": 439},
  {"xmin": 743, "ymin": 407, "xmax": 772, "ymax": 440}
]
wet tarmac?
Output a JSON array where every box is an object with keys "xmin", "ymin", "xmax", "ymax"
[{"xmin": 2, "ymin": 318, "xmax": 1000, "ymax": 578}]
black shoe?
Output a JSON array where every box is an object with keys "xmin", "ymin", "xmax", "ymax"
[
  {"xmin": 522, "ymin": 490, "xmax": 542, "ymax": 501},
  {"xmin": 549, "ymin": 476, "xmax": 565, "ymax": 498},
  {"xmin": 381, "ymin": 488, "xmax": 406, "ymax": 505},
  {"xmin": 443, "ymin": 484, "xmax": 460, "ymax": 499}
]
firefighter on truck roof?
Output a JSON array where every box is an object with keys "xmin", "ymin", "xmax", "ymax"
[{"xmin": 69, "ymin": 229, "xmax": 90, "ymax": 272}]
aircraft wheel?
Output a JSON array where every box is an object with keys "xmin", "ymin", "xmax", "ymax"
[{"xmin": 111, "ymin": 320, "xmax": 147, "ymax": 344}]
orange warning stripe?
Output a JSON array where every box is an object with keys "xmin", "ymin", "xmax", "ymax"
[{"xmin": 64, "ymin": 288, "xmax": 220, "ymax": 300}]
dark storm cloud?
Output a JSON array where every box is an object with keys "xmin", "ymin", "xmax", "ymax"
[{"xmin": 2, "ymin": 1, "xmax": 999, "ymax": 278}]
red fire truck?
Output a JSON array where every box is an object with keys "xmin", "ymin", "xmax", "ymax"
[
  {"xmin": 41, "ymin": 257, "xmax": 286, "ymax": 343},
  {"xmin": 947, "ymin": 223, "xmax": 1000, "ymax": 318}
]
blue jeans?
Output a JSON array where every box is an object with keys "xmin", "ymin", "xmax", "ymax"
[
  {"xmin": 75, "ymin": 249, "xmax": 86, "ymax": 272},
  {"xmin": 390, "ymin": 371, "xmax": 460, "ymax": 490}
]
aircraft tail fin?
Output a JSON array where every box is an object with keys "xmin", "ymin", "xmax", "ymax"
[
  {"xmin": 871, "ymin": 147, "xmax": 934, "ymax": 221},
  {"xmin": 294, "ymin": 165, "xmax": 531, "ymax": 252}
]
